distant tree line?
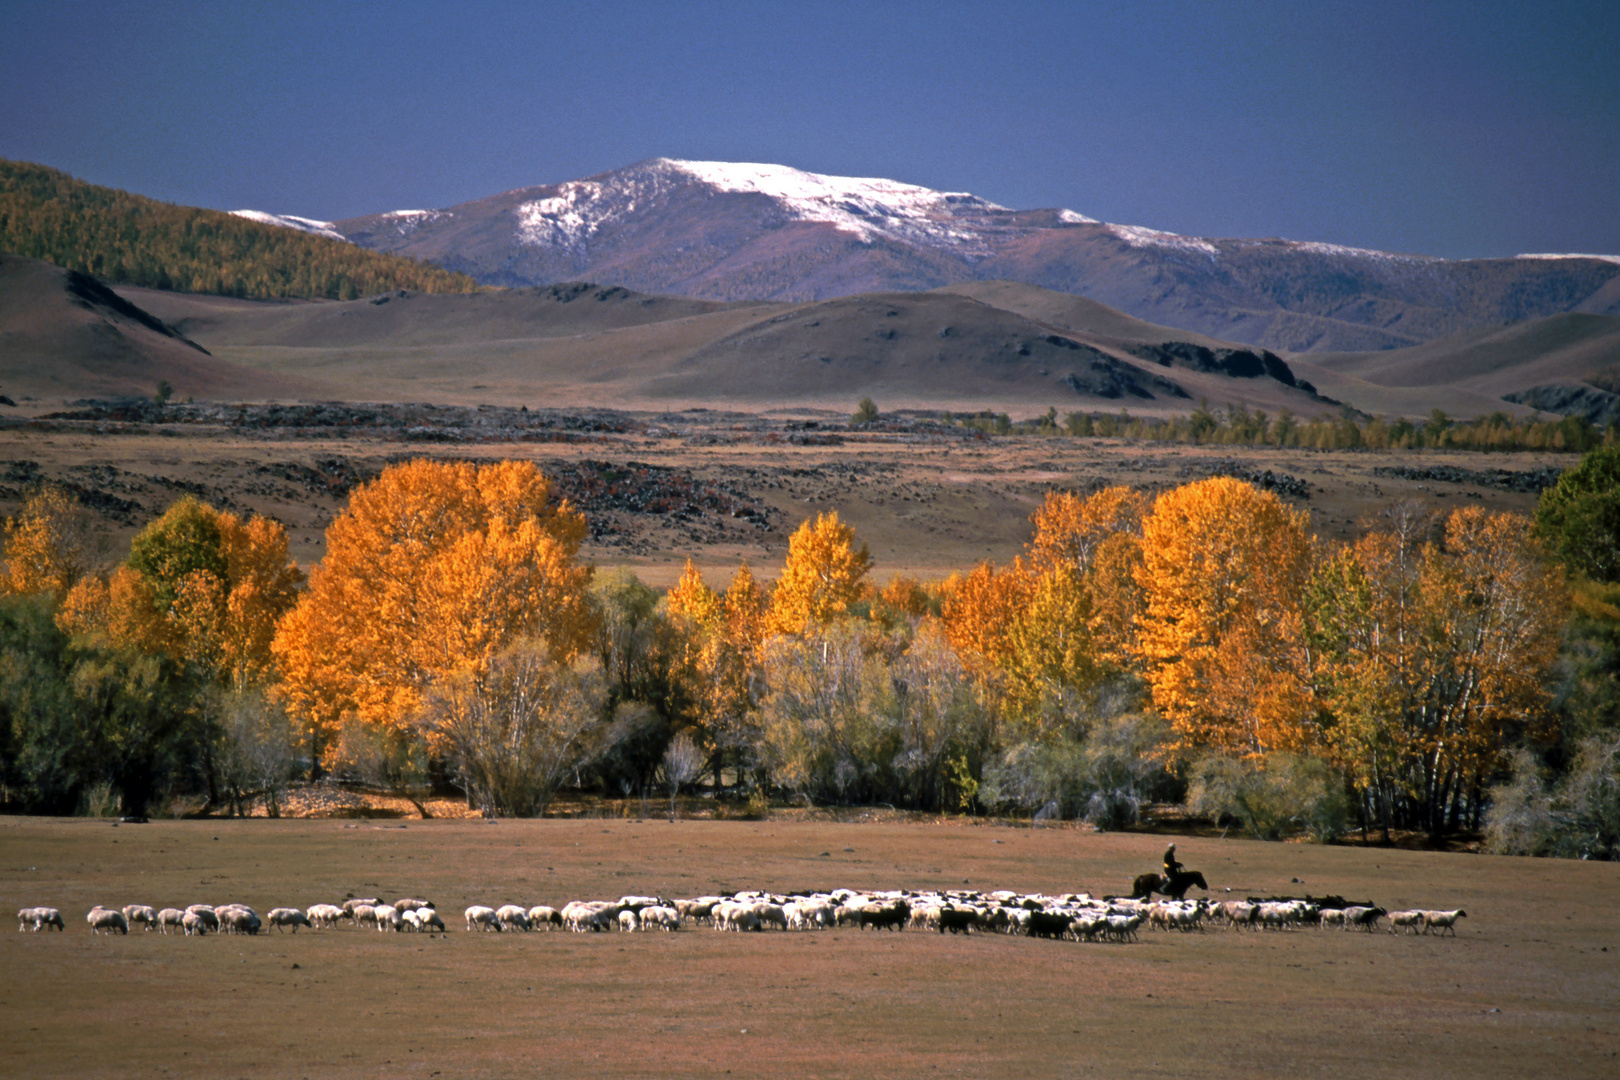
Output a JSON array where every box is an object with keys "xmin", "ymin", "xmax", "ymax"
[
  {"xmin": 1, "ymin": 448, "xmax": 1616, "ymax": 858},
  {"xmin": 927, "ymin": 402, "xmax": 1614, "ymax": 453},
  {"xmin": 0, "ymin": 160, "xmax": 478, "ymax": 300}
]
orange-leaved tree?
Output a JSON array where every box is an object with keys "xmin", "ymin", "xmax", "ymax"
[
  {"xmin": 272, "ymin": 459, "xmax": 592, "ymax": 765},
  {"xmin": 1135, "ymin": 477, "xmax": 1316, "ymax": 757},
  {"xmin": 669, "ymin": 561, "xmax": 771, "ymax": 762},
  {"xmin": 58, "ymin": 496, "xmax": 302, "ymax": 688},
  {"xmin": 1, "ymin": 485, "xmax": 95, "ymax": 598},
  {"xmin": 766, "ymin": 511, "xmax": 872, "ymax": 638}
]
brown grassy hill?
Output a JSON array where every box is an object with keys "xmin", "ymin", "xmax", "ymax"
[
  {"xmin": 120, "ymin": 281, "xmax": 753, "ymax": 349},
  {"xmin": 1311, "ymin": 312, "xmax": 1620, "ymax": 393},
  {"xmin": 0, "ymin": 254, "xmax": 325, "ymax": 401},
  {"xmin": 81, "ymin": 277, "xmax": 1378, "ymax": 417}
]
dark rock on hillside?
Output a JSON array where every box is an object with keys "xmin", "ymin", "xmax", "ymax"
[
  {"xmin": 1372, "ymin": 464, "xmax": 1565, "ymax": 493},
  {"xmin": 1502, "ymin": 384, "xmax": 1620, "ymax": 428}
]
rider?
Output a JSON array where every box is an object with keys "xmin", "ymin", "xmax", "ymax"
[{"xmin": 1163, "ymin": 843, "xmax": 1184, "ymax": 879}]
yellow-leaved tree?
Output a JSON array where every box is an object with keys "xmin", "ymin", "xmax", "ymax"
[
  {"xmin": 58, "ymin": 496, "xmax": 302, "ymax": 688},
  {"xmin": 1135, "ymin": 477, "xmax": 1316, "ymax": 757},
  {"xmin": 272, "ymin": 459, "xmax": 593, "ymax": 765},
  {"xmin": 766, "ymin": 511, "xmax": 872, "ymax": 638},
  {"xmin": 1, "ymin": 485, "xmax": 95, "ymax": 598}
]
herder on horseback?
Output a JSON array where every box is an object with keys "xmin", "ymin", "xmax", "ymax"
[{"xmin": 1129, "ymin": 843, "xmax": 1209, "ymax": 901}]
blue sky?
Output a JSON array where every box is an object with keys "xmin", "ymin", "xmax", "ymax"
[{"xmin": 4, "ymin": 0, "xmax": 1617, "ymax": 259}]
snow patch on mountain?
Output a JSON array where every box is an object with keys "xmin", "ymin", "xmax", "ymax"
[
  {"xmin": 230, "ymin": 210, "xmax": 346, "ymax": 241},
  {"xmin": 1517, "ymin": 252, "xmax": 1620, "ymax": 266},
  {"xmin": 514, "ymin": 158, "xmax": 1010, "ymax": 255},
  {"xmin": 1057, "ymin": 209, "xmax": 1098, "ymax": 224},
  {"xmin": 1106, "ymin": 223, "xmax": 1219, "ymax": 259}
]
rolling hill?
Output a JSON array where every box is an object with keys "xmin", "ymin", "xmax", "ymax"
[{"xmin": 0, "ymin": 253, "xmax": 325, "ymax": 401}]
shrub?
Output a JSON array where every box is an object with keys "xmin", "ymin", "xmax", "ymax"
[{"xmin": 1186, "ymin": 752, "xmax": 1350, "ymax": 841}]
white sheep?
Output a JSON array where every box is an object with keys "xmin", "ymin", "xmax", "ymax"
[
  {"xmin": 353, "ymin": 904, "xmax": 380, "ymax": 931},
  {"xmin": 617, "ymin": 909, "xmax": 641, "ymax": 932},
  {"xmin": 88, "ymin": 907, "xmax": 129, "ymax": 935},
  {"xmin": 181, "ymin": 911, "xmax": 208, "ymax": 936},
  {"xmin": 157, "ymin": 908, "xmax": 186, "ymax": 934},
  {"xmin": 413, "ymin": 908, "xmax": 447, "ymax": 933},
  {"xmin": 640, "ymin": 905, "xmax": 680, "ymax": 931},
  {"xmin": 392, "ymin": 897, "xmax": 432, "ymax": 914},
  {"xmin": 122, "ymin": 904, "xmax": 158, "ymax": 932},
  {"xmin": 1388, "ymin": 910, "xmax": 1426, "ymax": 935},
  {"xmin": 267, "ymin": 908, "xmax": 312, "ymax": 933},
  {"xmin": 496, "ymin": 904, "xmax": 531, "ymax": 932},
  {"xmin": 1422, "ymin": 909, "xmax": 1467, "ymax": 936},
  {"xmin": 185, "ymin": 905, "xmax": 220, "ymax": 932},
  {"xmin": 219, "ymin": 906, "xmax": 261, "ymax": 935},
  {"xmin": 526, "ymin": 905, "xmax": 562, "ymax": 930},
  {"xmin": 306, "ymin": 903, "xmax": 344, "ymax": 929},
  {"xmin": 465, "ymin": 905, "xmax": 502, "ymax": 932}
]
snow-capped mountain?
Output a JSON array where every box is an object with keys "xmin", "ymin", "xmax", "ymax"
[{"xmin": 246, "ymin": 159, "xmax": 1620, "ymax": 353}]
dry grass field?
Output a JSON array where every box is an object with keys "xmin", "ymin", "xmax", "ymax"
[{"xmin": 3, "ymin": 816, "xmax": 1617, "ymax": 1079}]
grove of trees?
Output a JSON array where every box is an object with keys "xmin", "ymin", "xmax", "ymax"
[{"xmin": 2, "ymin": 447, "xmax": 1615, "ymax": 857}]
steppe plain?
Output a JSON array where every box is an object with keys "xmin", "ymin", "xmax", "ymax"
[
  {"xmin": 3, "ymin": 816, "xmax": 1618, "ymax": 1079},
  {"xmin": 1, "ymin": 263, "xmax": 1611, "ymax": 1079}
]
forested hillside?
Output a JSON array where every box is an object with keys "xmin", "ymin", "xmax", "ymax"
[{"xmin": 0, "ymin": 161, "xmax": 478, "ymax": 300}]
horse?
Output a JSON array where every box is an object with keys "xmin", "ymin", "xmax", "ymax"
[{"xmin": 1130, "ymin": 869, "xmax": 1209, "ymax": 901}]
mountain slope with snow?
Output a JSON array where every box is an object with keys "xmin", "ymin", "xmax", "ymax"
[{"xmin": 274, "ymin": 158, "xmax": 1620, "ymax": 353}]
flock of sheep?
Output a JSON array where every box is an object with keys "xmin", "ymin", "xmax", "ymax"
[{"xmin": 16, "ymin": 891, "xmax": 1468, "ymax": 941}]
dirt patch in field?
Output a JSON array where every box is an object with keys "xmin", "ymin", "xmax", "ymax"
[{"xmin": 3, "ymin": 817, "xmax": 1616, "ymax": 1079}]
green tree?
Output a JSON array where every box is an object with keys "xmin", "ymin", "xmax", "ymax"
[
  {"xmin": 1536, "ymin": 445, "xmax": 1620, "ymax": 583},
  {"xmin": 851, "ymin": 397, "xmax": 880, "ymax": 427}
]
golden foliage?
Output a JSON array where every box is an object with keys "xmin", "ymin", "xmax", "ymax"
[
  {"xmin": 55, "ymin": 497, "xmax": 301, "ymax": 687},
  {"xmin": 1026, "ymin": 486, "xmax": 1149, "ymax": 575},
  {"xmin": 1, "ymin": 486, "xmax": 94, "ymax": 598},
  {"xmin": 1134, "ymin": 477, "xmax": 1316, "ymax": 756},
  {"xmin": 766, "ymin": 511, "xmax": 873, "ymax": 638},
  {"xmin": 272, "ymin": 460, "xmax": 592, "ymax": 757}
]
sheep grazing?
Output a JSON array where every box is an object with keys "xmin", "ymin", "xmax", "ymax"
[
  {"xmin": 185, "ymin": 906, "xmax": 220, "ymax": 933},
  {"xmin": 405, "ymin": 908, "xmax": 446, "ymax": 933},
  {"xmin": 181, "ymin": 911, "xmax": 209, "ymax": 936},
  {"xmin": 306, "ymin": 903, "xmax": 344, "ymax": 929},
  {"xmin": 495, "ymin": 904, "xmax": 531, "ymax": 932},
  {"xmin": 1342, "ymin": 906, "xmax": 1387, "ymax": 932},
  {"xmin": 526, "ymin": 906, "xmax": 563, "ymax": 930},
  {"xmin": 857, "ymin": 901, "xmax": 911, "ymax": 932},
  {"xmin": 157, "ymin": 908, "xmax": 186, "ymax": 934},
  {"xmin": 121, "ymin": 904, "xmax": 158, "ymax": 932},
  {"xmin": 87, "ymin": 907, "xmax": 129, "ymax": 935},
  {"xmin": 267, "ymin": 908, "xmax": 312, "ymax": 933},
  {"xmin": 17, "ymin": 907, "xmax": 65, "ymax": 932},
  {"xmin": 465, "ymin": 905, "xmax": 502, "ymax": 932},
  {"xmin": 1388, "ymin": 910, "xmax": 1426, "ymax": 935},
  {"xmin": 1422, "ymin": 909, "xmax": 1467, "ymax": 936},
  {"xmin": 392, "ymin": 898, "xmax": 433, "ymax": 914},
  {"xmin": 640, "ymin": 905, "xmax": 681, "ymax": 932},
  {"xmin": 617, "ymin": 909, "xmax": 641, "ymax": 933},
  {"xmin": 342, "ymin": 898, "xmax": 382, "ymax": 918},
  {"xmin": 218, "ymin": 906, "xmax": 262, "ymax": 935}
]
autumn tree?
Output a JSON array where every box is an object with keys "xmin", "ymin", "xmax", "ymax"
[
  {"xmin": 1307, "ymin": 503, "xmax": 1567, "ymax": 837},
  {"xmin": 0, "ymin": 486, "xmax": 95, "ymax": 598},
  {"xmin": 417, "ymin": 640, "xmax": 608, "ymax": 816},
  {"xmin": 669, "ymin": 561, "xmax": 771, "ymax": 778},
  {"xmin": 1134, "ymin": 477, "xmax": 1316, "ymax": 757},
  {"xmin": 58, "ymin": 497, "xmax": 301, "ymax": 688},
  {"xmin": 273, "ymin": 459, "xmax": 593, "ymax": 768},
  {"xmin": 766, "ymin": 511, "xmax": 872, "ymax": 638}
]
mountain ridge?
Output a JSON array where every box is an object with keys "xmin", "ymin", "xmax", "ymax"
[{"xmin": 243, "ymin": 157, "xmax": 1620, "ymax": 354}]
